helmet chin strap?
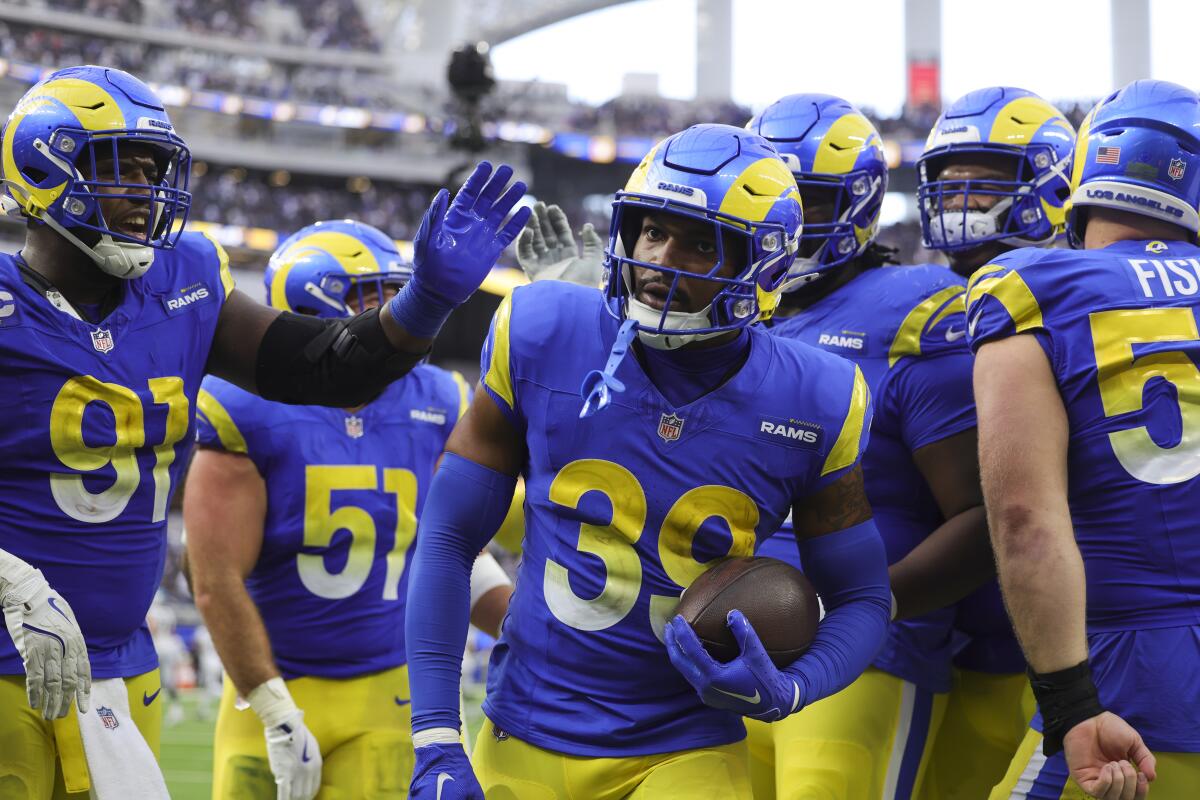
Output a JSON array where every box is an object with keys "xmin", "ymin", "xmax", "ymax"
[
  {"xmin": 40, "ymin": 213, "xmax": 155, "ymax": 279},
  {"xmin": 1, "ymin": 174, "xmax": 155, "ymax": 280},
  {"xmin": 626, "ymin": 296, "xmax": 728, "ymax": 350}
]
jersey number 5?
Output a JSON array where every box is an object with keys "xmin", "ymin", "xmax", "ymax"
[
  {"xmin": 1090, "ymin": 306, "xmax": 1200, "ymax": 484},
  {"xmin": 299, "ymin": 465, "xmax": 417, "ymax": 600}
]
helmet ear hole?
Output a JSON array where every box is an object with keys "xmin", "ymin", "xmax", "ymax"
[{"xmin": 21, "ymin": 166, "xmax": 48, "ymax": 184}]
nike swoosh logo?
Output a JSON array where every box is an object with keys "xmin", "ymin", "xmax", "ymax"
[
  {"xmin": 302, "ymin": 739, "xmax": 311, "ymax": 763},
  {"xmin": 142, "ymin": 688, "xmax": 161, "ymax": 706},
  {"xmin": 47, "ymin": 597, "xmax": 69, "ymax": 621},
  {"xmin": 714, "ymin": 686, "xmax": 761, "ymax": 705},
  {"xmin": 968, "ymin": 310, "xmax": 984, "ymax": 337},
  {"xmin": 944, "ymin": 327, "xmax": 966, "ymax": 342},
  {"xmin": 394, "ymin": 696, "xmax": 410, "ymax": 707},
  {"xmin": 436, "ymin": 773, "xmax": 454, "ymax": 800}
]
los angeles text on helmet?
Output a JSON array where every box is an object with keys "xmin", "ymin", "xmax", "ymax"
[{"xmin": 1083, "ymin": 187, "xmax": 1187, "ymax": 219}]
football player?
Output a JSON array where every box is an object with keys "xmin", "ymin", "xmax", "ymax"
[
  {"xmin": 404, "ymin": 123, "xmax": 892, "ymax": 800},
  {"xmin": 740, "ymin": 93, "xmax": 991, "ymax": 800},
  {"xmin": 973, "ymin": 80, "xmax": 1200, "ymax": 799},
  {"xmin": 0, "ymin": 66, "xmax": 528, "ymax": 798},
  {"xmin": 914, "ymin": 87, "xmax": 1076, "ymax": 800},
  {"xmin": 184, "ymin": 219, "xmax": 514, "ymax": 800}
]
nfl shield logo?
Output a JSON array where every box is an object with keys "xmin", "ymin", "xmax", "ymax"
[
  {"xmin": 344, "ymin": 415, "xmax": 364, "ymax": 439},
  {"xmin": 657, "ymin": 412, "xmax": 684, "ymax": 442},
  {"xmin": 97, "ymin": 706, "xmax": 119, "ymax": 730},
  {"xmin": 90, "ymin": 327, "xmax": 114, "ymax": 354},
  {"xmin": 1169, "ymin": 158, "xmax": 1187, "ymax": 181}
]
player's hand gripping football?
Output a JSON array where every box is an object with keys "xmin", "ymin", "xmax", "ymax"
[
  {"xmin": 516, "ymin": 201, "xmax": 605, "ymax": 286},
  {"xmin": 411, "ymin": 743, "xmax": 484, "ymax": 800},
  {"xmin": 664, "ymin": 610, "xmax": 804, "ymax": 722},
  {"xmin": 1063, "ymin": 712, "xmax": 1156, "ymax": 800},
  {"xmin": 263, "ymin": 709, "xmax": 323, "ymax": 800},
  {"xmin": 1, "ymin": 567, "xmax": 91, "ymax": 719},
  {"xmin": 388, "ymin": 162, "xmax": 530, "ymax": 338}
]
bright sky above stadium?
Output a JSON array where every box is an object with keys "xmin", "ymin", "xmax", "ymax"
[{"xmin": 491, "ymin": 0, "xmax": 1200, "ymax": 113}]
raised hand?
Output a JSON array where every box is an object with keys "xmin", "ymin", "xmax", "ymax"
[
  {"xmin": 515, "ymin": 202, "xmax": 605, "ymax": 286},
  {"xmin": 389, "ymin": 162, "xmax": 531, "ymax": 338}
]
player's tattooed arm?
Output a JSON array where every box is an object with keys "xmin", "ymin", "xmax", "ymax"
[
  {"xmin": 889, "ymin": 429, "xmax": 993, "ymax": 619},
  {"xmin": 790, "ymin": 465, "xmax": 873, "ymax": 539}
]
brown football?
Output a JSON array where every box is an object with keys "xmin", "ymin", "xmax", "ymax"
[{"xmin": 675, "ymin": 556, "xmax": 819, "ymax": 668}]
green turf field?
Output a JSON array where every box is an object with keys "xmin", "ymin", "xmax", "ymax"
[{"xmin": 161, "ymin": 685, "xmax": 489, "ymax": 798}]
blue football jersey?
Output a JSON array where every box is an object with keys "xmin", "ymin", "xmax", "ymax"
[
  {"xmin": 967, "ymin": 239, "xmax": 1200, "ymax": 749},
  {"xmin": 477, "ymin": 281, "xmax": 872, "ymax": 757},
  {"xmin": 195, "ymin": 366, "xmax": 469, "ymax": 680},
  {"xmin": 0, "ymin": 232, "xmax": 234, "ymax": 679},
  {"xmin": 769, "ymin": 265, "xmax": 984, "ymax": 693}
]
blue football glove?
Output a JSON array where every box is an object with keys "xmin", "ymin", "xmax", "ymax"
[
  {"xmin": 410, "ymin": 743, "xmax": 483, "ymax": 800},
  {"xmin": 389, "ymin": 162, "xmax": 531, "ymax": 338},
  {"xmin": 664, "ymin": 610, "xmax": 805, "ymax": 722}
]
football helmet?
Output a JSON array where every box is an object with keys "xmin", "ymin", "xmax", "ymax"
[
  {"xmin": 1067, "ymin": 79, "xmax": 1200, "ymax": 245},
  {"xmin": 747, "ymin": 93, "xmax": 887, "ymax": 287},
  {"xmin": 917, "ymin": 87, "xmax": 1074, "ymax": 251},
  {"xmin": 264, "ymin": 219, "xmax": 411, "ymax": 318},
  {"xmin": 604, "ymin": 123, "xmax": 802, "ymax": 350},
  {"xmin": 1, "ymin": 65, "xmax": 191, "ymax": 279}
]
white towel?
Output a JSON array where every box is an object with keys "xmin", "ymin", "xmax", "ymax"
[{"xmin": 76, "ymin": 678, "xmax": 171, "ymax": 799}]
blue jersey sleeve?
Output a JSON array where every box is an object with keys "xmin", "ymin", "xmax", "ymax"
[
  {"xmin": 195, "ymin": 376, "xmax": 266, "ymax": 472},
  {"xmin": 809, "ymin": 362, "xmax": 874, "ymax": 492},
  {"xmin": 965, "ymin": 251, "xmax": 1049, "ymax": 353},
  {"xmin": 480, "ymin": 293, "xmax": 521, "ymax": 427},
  {"xmin": 888, "ymin": 353, "xmax": 977, "ymax": 452}
]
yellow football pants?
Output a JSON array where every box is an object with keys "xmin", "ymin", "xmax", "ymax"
[
  {"xmin": 0, "ymin": 669, "xmax": 162, "ymax": 800},
  {"xmin": 990, "ymin": 726, "xmax": 1200, "ymax": 799},
  {"xmin": 746, "ymin": 667, "xmax": 947, "ymax": 800},
  {"xmin": 917, "ymin": 669, "xmax": 1034, "ymax": 800},
  {"xmin": 472, "ymin": 714, "xmax": 752, "ymax": 799},
  {"xmin": 212, "ymin": 664, "xmax": 413, "ymax": 800}
]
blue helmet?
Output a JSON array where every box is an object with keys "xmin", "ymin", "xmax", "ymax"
[
  {"xmin": 747, "ymin": 93, "xmax": 887, "ymax": 286},
  {"xmin": 264, "ymin": 219, "xmax": 411, "ymax": 318},
  {"xmin": 917, "ymin": 87, "xmax": 1074, "ymax": 252},
  {"xmin": 1, "ymin": 65, "xmax": 191, "ymax": 278},
  {"xmin": 1067, "ymin": 80, "xmax": 1200, "ymax": 245},
  {"xmin": 604, "ymin": 123, "xmax": 802, "ymax": 349}
]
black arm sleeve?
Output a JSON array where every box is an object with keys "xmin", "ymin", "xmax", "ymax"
[{"xmin": 254, "ymin": 308, "xmax": 427, "ymax": 407}]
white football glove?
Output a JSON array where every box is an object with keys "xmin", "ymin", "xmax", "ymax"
[
  {"xmin": 249, "ymin": 678, "xmax": 322, "ymax": 800},
  {"xmin": 516, "ymin": 201, "xmax": 605, "ymax": 286},
  {"xmin": 0, "ymin": 560, "xmax": 91, "ymax": 719}
]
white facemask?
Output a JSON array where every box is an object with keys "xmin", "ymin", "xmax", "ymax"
[
  {"xmin": 625, "ymin": 296, "xmax": 729, "ymax": 350},
  {"xmin": 926, "ymin": 197, "xmax": 1014, "ymax": 249}
]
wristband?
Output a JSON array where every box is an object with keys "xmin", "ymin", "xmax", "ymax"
[
  {"xmin": 1029, "ymin": 659, "xmax": 1105, "ymax": 756},
  {"xmin": 246, "ymin": 676, "xmax": 298, "ymax": 729},
  {"xmin": 413, "ymin": 727, "xmax": 460, "ymax": 748},
  {"xmin": 469, "ymin": 551, "xmax": 511, "ymax": 608},
  {"xmin": 387, "ymin": 278, "xmax": 457, "ymax": 339}
]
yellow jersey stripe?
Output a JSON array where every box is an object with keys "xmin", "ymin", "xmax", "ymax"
[
  {"xmin": 197, "ymin": 229, "xmax": 236, "ymax": 298},
  {"xmin": 965, "ymin": 264, "xmax": 1005, "ymax": 307},
  {"xmin": 197, "ymin": 390, "xmax": 248, "ymax": 454},
  {"xmin": 887, "ymin": 286, "xmax": 966, "ymax": 367},
  {"xmin": 451, "ymin": 371, "xmax": 472, "ymax": 420},
  {"xmin": 822, "ymin": 366, "xmax": 870, "ymax": 477},
  {"xmin": 967, "ymin": 270, "xmax": 1044, "ymax": 334},
  {"xmin": 483, "ymin": 295, "xmax": 515, "ymax": 410}
]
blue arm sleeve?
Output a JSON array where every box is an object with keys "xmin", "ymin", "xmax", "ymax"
[
  {"xmin": 405, "ymin": 453, "xmax": 517, "ymax": 733},
  {"xmin": 787, "ymin": 519, "xmax": 891, "ymax": 704}
]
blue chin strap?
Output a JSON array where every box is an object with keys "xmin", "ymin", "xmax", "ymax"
[{"xmin": 579, "ymin": 319, "xmax": 638, "ymax": 418}]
